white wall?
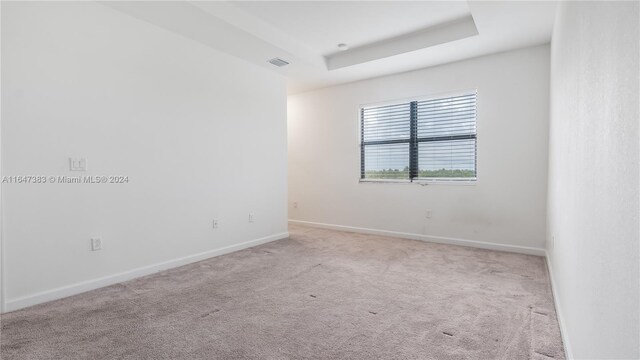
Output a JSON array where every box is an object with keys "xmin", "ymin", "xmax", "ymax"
[
  {"xmin": 0, "ymin": 0, "xmax": 3, "ymax": 316},
  {"xmin": 288, "ymin": 45, "xmax": 550, "ymax": 253},
  {"xmin": 1, "ymin": 2, "xmax": 288, "ymax": 311},
  {"xmin": 547, "ymin": 2, "xmax": 639, "ymax": 359}
]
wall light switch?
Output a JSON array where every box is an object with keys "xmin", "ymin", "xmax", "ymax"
[
  {"xmin": 249, "ymin": 213, "xmax": 255, "ymax": 223},
  {"xmin": 91, "ymin": 238, "xmax": 102, "ymax": 251},
  {"xmin": 70, "ymin": 157, "xmax": 88, "ymax": 171},
  {"xmin": 213, "ymin": 219, "xmax": 219, "ymax": 229},
  {"xmin": 425, "ymin": 210, "xmax": 433, "ymax": 219}
]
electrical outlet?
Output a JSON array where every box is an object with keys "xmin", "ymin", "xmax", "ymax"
[
  {"xmin": 425, "ymin": 210, "xmax": 432, "ymax": 219},
  {"xmin": 91, "ymin": 238, "xmax": 102, "ymax": 251},
  {"xmin": 249, "ymin": 213, "xmax": 255, "ymax": 223},
  {"xmin": 212, "ymin": 219, "xmax": 219, "ymax": 229},
  {"xmin": 293, "ymin": 202, "xmax": 298, "ymax": 209}
]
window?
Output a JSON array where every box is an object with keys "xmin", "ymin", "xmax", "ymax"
[{"xmin": 360, "ymin": 91, "xmax": 477, "ymax": 182}]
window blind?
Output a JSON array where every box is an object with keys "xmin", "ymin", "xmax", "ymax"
[
  {"xmin": 361, "ymin": 103, "xmax": 411, "ymax": 179},
  {"xmin": 360, "ymin": 91, "xmax": 477, "ymax": 181}
]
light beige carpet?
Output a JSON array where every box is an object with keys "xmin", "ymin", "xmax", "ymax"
[{"xmin": 1, "ymin": 225, "xmax": 564, "ymax": 359}]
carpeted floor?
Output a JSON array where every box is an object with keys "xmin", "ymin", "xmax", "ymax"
[{"xmin": 1, "ymin": 225, "xmax": 564, "ymax": 359}]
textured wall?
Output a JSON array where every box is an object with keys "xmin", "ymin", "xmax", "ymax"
[
  {"xmin": 2, "ymin": 2, "xmax": 288, "ymax": 310},
  {"xmin": 288, "ymin": 45, "xmax": 550, "ymax": 252},
  {"xmin": 547, "ymin": 1, "xmax": 640, "ymax": 358}
]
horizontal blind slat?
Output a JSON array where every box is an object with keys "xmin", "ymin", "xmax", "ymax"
[
  {"xmin": 415, "ymin": 92, "xmax": 477, "ymax": 179},
  {"xmin": 361, "ymin": 91, "xmax": 476, "ymax": 180}
]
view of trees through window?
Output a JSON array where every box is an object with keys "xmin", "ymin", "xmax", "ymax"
[
  {"xmin": 365, "ymin": 168, "xmax": 476, "ymax": 179},
  {"xmin": 360, "ymin": 92, "xmax": 477, "ymax": 181}
]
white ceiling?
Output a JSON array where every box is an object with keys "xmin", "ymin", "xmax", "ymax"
[
  {"xmin": 105, "ymin": 1, "xmax": 558, "ymax": 94},
  {"xmin": 231, "ymin": 1, "xmax": 472, "ymax": 55}
]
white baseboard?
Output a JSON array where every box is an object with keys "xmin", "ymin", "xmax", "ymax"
[
  {"xmin": 289, "ymin": 219, "xmax": 546, "ymax": 256},
  {"xmin": 5, "ymin": 224, "xmax": 572, "ymax": 357},
  {"xmin": 4, "ymin": 232, "xmax": 289, "ymax": 313},
  {"xmin": 289, "ymin": 220, "xmax": 572, "ymax": 354},
  {"xmin": 544, "ymin": 251, "xmax": 574, "ymax": 360}
]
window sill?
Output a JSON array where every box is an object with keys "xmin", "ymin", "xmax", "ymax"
[{"xmin": 359, "ymin": 179, "xmax": 477, "ymax": 186}]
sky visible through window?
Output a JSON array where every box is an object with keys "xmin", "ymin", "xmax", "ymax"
[{"xmin": 362, "ymin": 93, "xmax": 476, "ymax": 179}]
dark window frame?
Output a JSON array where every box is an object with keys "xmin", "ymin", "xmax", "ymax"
[{"xmin": 360, "ymin": 93, "xmax": 477, "ymax": 182}]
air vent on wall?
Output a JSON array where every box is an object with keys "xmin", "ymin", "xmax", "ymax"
[{"xmin": 268, "ymin": 57, "xmax": 290, "ymax": 67}]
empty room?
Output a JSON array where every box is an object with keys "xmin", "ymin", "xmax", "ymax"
[{"xmin": 1, "ymin": 1, "xmax": 638, "ymax": 359}]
